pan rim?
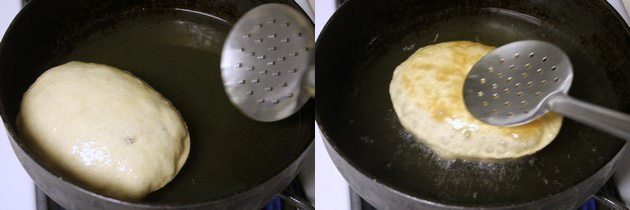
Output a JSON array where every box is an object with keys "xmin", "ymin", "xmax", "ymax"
[{"xmin": 317, "ymin": 122, "xmax": 626, "ymax": 209}]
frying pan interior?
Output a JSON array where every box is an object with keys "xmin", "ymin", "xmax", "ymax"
[
  {"xmin": 317, "ymin": 0, "xmax": 630, "ymax": 207},
  {"xmin": 0, "ymin": 0, "xmax": 314, "ymax": 204}
]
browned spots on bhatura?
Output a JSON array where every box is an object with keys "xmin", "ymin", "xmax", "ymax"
[
  {"xmin": 416, "ymin": 42, "xmax": 560, "ymax": 136},
  {"xmin": 421, "ymin": 42, "xmax": 492, "ymax": 121},
  {"xmin": 436, "ymin": 67, "xmax": 462, "ymax": 81},
  {"xmin": 431, "ymin": 107, "xmax": 452, "ymax": 122},
  {"xmin": 390, "ymin": 41, "xmax": 563, "ymax": 159},
  {"xmin": 452, "ymin": 48, "xmax": 471, "ymax": 68},
  {"xmin": 401, "ymin": 75, "xmax": 416, "ymax": 96},
  {"xmin": 410, "ymin": 63, "xmax": 436, "ymax": 70}
]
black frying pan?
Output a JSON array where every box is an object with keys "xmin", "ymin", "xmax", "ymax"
[
  {"xmin": 317, "ymin": 0, "xmax": 630, "ymax": 209},
  {"xmin": 0, "ymin": 0, "xmax": 314, "ymax": 209}
]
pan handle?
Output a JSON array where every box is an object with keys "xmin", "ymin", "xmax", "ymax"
[
  {"xmin": 279, "ymin": 189, "xmax": 314, "ymax": 210},
  {"xmin": 592, "ymin": 192, "xmax": 629, "ymax": 210}
]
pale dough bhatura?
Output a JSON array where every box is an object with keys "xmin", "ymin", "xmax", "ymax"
[
  {"xmin": 389, "ymin": 41, "xmax": 562, "ymax": 160},
  {"xmin": 17, "ymin": 61, "xmax": 190, "ymax": 200}
]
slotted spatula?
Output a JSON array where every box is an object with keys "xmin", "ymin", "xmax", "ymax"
[
  {"xmin": 463, "ymin": 40, "xmax": 630, "ymax": 140},
  {"xmin": 221, "ymin": 3, "xmax": 315, "ymax": 122}
]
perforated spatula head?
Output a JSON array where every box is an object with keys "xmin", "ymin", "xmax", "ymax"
[
  {"xmin": 221, "ymin": 3, "xmax": 314, "ymax": 122},
  {"xmin": 463, "ymin": 40, "xmax": 573, "ymax": 126}
]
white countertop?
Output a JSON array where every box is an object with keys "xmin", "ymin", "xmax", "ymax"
[{"xmin": 314, "ymin": 1, "xmax": 350, "ymax": 209}]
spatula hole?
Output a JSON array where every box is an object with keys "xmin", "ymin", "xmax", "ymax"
[
  {"xmin": 480, "ymin": 78, "xmax": 486, "ymax": 84},
  {"xmin": 492, "ymin": 83, "xmax": 498, "ymax": 89},
  {"xmin": 517, "ymin": 91, "xmax": 523, "ymax": 97},
  {"xmin": 514, "ymin": 53, "xmax": 520, "ymax": 58},
  {"xmin": 554, "ymin": 77, "xmax": 560, "ymax": 82},
  {"xmin": 525, "ymin": 63, "xmax": 531, "ymax": 68},
  {"xmin": 492, "ymin": 93, "xmax": 499, "ymax": 99},
  {"xmin": 507, "ymin": 112, "xmax": 514, "ymax": 116},
  {"xmin": 529, "ymin": 52, "xmax": 535, "ymax": 57},
  {"xmin": 499, "ymin": 58, "xmax": 505, "ymax": 63},
  {"xmin": 503, "ymin": 88, "xmax": 510, "ymax": 94},
  {"xmin": 542, "ymin": 57, "xmax": 547, "ymax": 62},
  {"xmin": 551, "ymin": 66, "xmax": 557, "ymax": 71},
  {"xmin": 477, "ymin": 91, "xmax": 484, "ymax": 97},
  {"xmin": 482, "ymin": 101, "xmax": 489, "ymax": 106},
  {"xmin": 504, "ymin": 101, "xmax": 510, "ymax": 106},
  {"xmin": 521, "ymin": 72, "xmax": 528, "ymax": 78},
  {"xmin": 488, "ymin": 67, "xmax": 494, "ymax": 73}
]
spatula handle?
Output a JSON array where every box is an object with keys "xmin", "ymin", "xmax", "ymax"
[{"xmin": 548, "ymin": 94, "xmax": 630, "ymax": 140}]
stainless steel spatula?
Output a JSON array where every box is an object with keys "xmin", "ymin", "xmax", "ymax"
[
  {"xmin": 463, "ymin": 40, "xmax": 630, "ymax": 140},
  {"xmin": 221, "ymin": 3, "xmax": 315, "ymax": 122}
]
